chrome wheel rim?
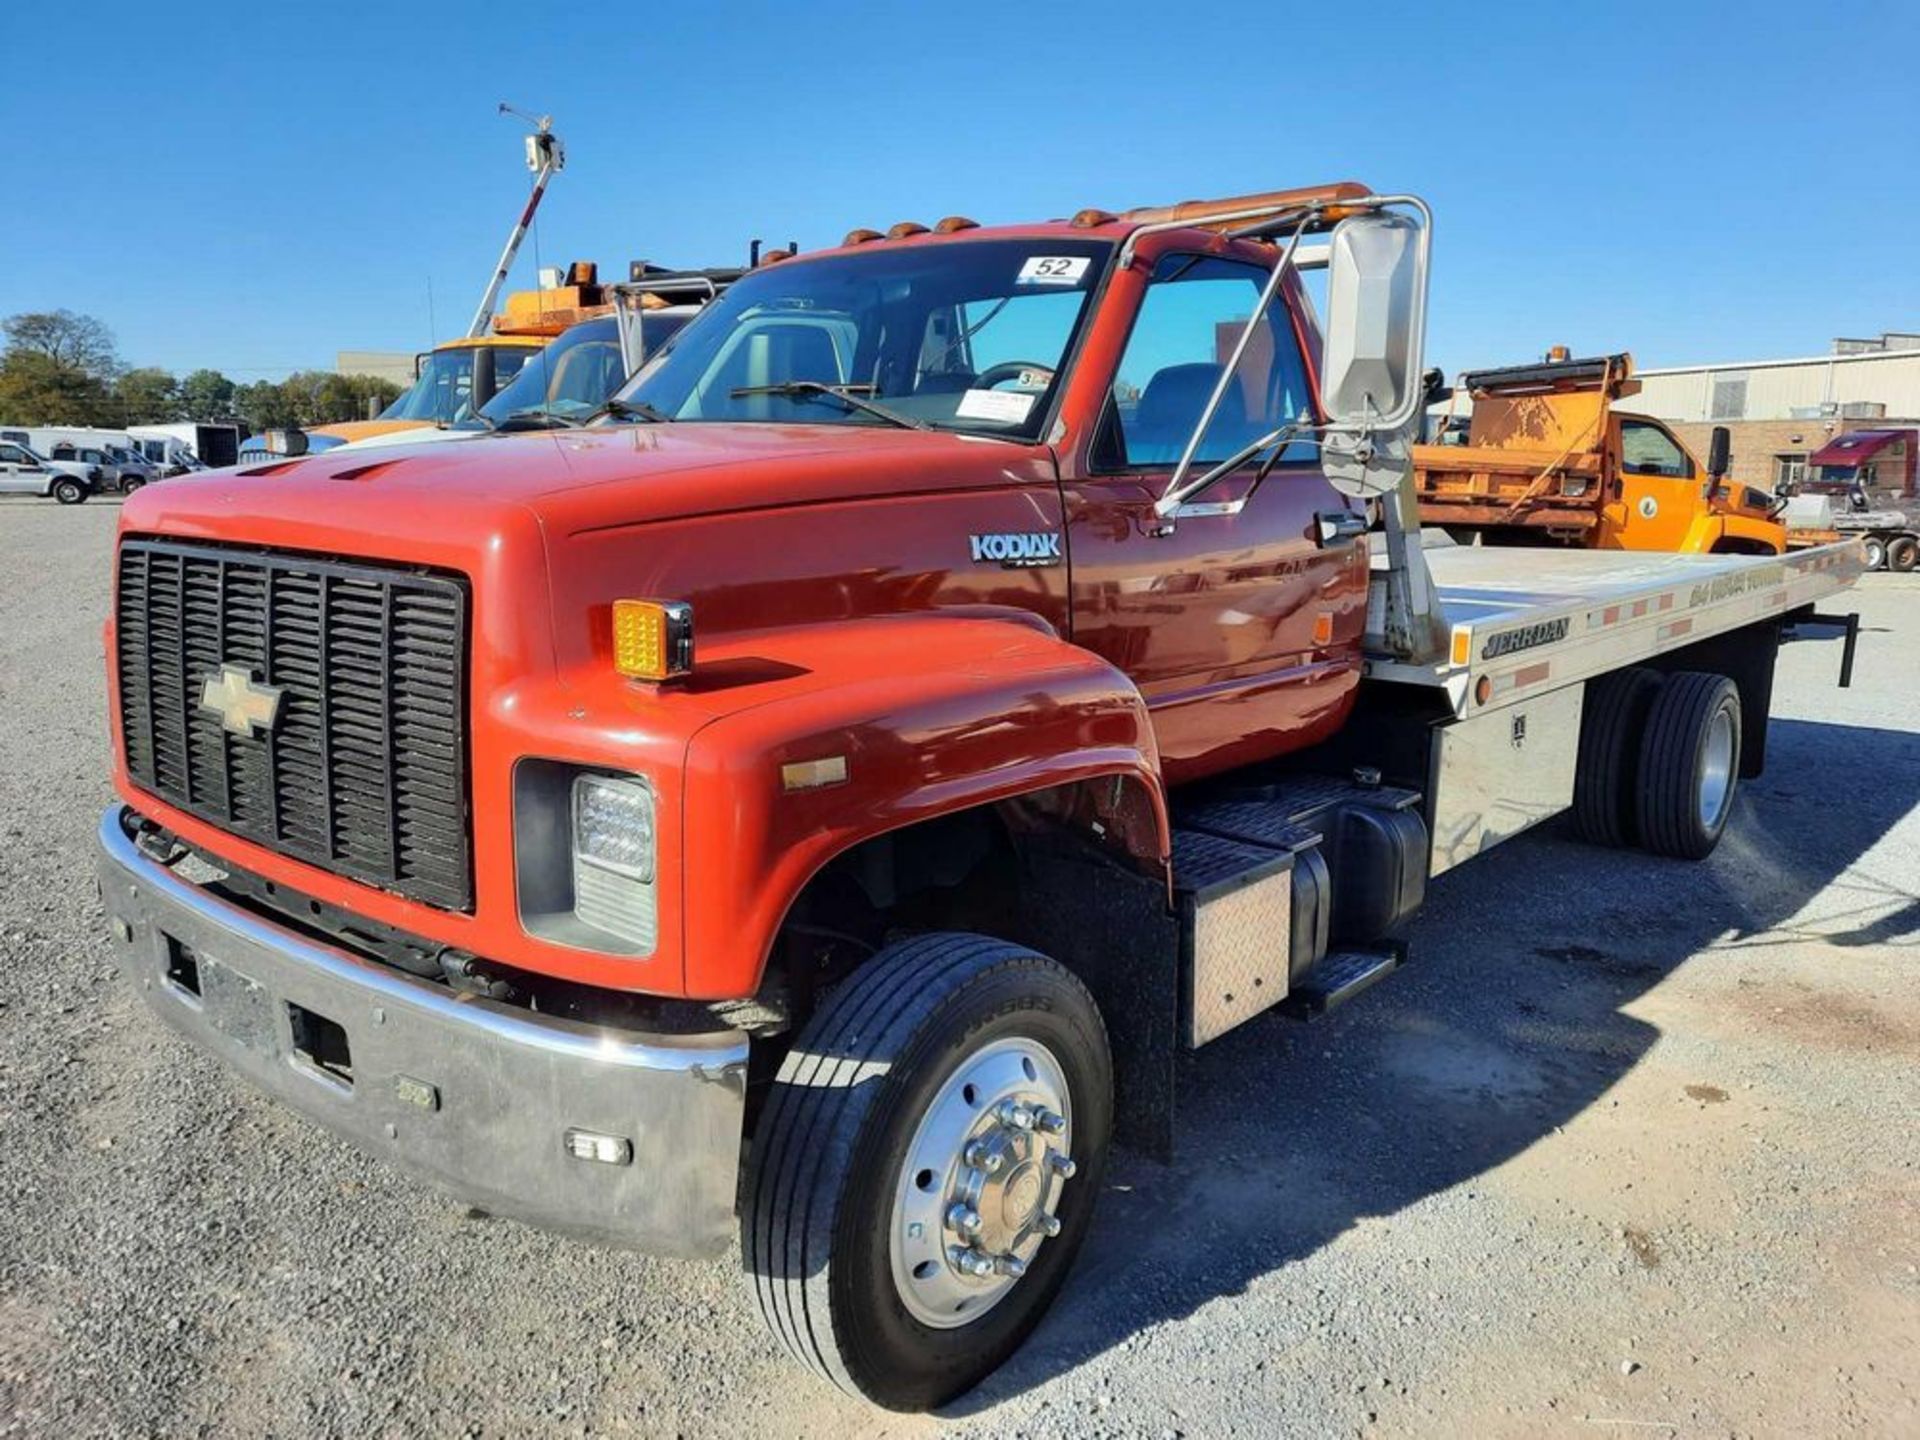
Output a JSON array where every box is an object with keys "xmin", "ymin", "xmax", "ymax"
[
  {"xmin": 1699, "ymin": 705, "xmax": 1735, "ymax": 831},
  {"xmin": 887, "ymin": 1036, "xmax": 1074, "ymax": 1330}
]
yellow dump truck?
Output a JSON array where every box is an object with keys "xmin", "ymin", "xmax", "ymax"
[{"xmin": 1414, "ymin": 351, "xmax": 1785, "ymax": 554}]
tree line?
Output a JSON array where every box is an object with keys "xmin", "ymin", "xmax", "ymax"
[{"xmin": 0, "ymin": 309, "xmax": 404, "ymax": 431}]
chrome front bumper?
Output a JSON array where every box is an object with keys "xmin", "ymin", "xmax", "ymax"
[{"xmin": 96, "ymin": 805, "xmax": 747, "ymax": 1258}]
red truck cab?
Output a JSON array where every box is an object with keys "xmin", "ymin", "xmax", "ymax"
[{"xmin": 105, "ymin": 189, "xmax": 1373, "ymax": 1003}]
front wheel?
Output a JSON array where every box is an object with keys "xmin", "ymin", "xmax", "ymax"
[
  {"xmin": 119, "ymin": 477, "xmax": 145, "ymax": 495},
  {"xmin": 52, "ymin": 477, "xmax": 87, "ymax": 505},
  {"xmin": 745, "ymin": 932, "xmax": 1112, "ymax": 1411}
]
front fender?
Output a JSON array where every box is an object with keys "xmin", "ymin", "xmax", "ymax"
[
  {"xmin": 678, "ymin": 613, "xmax": 1165, "ymax": 999},
  {"xmin": 1679, "ymin": 511, "xmax": 1787, "ymax": 554}
]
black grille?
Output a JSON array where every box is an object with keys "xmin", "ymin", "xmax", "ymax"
[{"xmin": 116, "ymin": 539, "xmax": 472, "ymax": 911}]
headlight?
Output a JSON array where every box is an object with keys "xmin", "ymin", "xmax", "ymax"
[
  {"xmin": 569, "ymin": 774, "xmax": 657, "ymax": 950},
  {"xmin": 514, "ymin": 763, "xmax": 660, "ymax": 955},
  {"xmin": 572, "ymin": 774, "xmax": 655, "ymax": 881}
]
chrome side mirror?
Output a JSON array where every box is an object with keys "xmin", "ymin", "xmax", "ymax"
[{"xmin": 1318, "ymin": 209, "xmax": 1430, "ymax": 436}]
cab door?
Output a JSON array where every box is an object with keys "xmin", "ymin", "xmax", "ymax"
[
  {"xmin": 1058, "ymin": 242, "xmax": 1369, "ymax": 783},
  {"xmin": 1610, "ymin": 417, "xmax": 1704, "ymax": 550},
  {"xmin": 0, "ymin": 443, "xmax": 42, "ymax": 494}
]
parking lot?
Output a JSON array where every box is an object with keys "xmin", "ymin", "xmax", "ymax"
[{"xmin": 0, "ymin": 496, "xmax": 1914, "ymax": 1438}]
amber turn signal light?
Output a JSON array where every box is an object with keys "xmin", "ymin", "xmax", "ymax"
[{"xmin": 612, "ymin": 599, "xmax": 694, "ymax": 682}]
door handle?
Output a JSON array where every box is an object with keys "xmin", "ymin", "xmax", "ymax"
[{"xmin": 1314, "ymin": 510, "xmax": 1369, "ymax": 547}]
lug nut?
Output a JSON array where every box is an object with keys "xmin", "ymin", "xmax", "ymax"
[
  {"xmin": 996, "ymin": 1100, "xmax": 1035, "ymax": 1130},
  {"xmin": 947, "ymin": 1203, "xmax": 982, "ymax": 1237},
  {"xmin": 995, "ymin": 1254, "xmax": 1028, "ymax": 1279},
  {"xmin": 1036, "ymin": 1213, "xmax": 1063, "ymax": 1238},
  {"xmin": 1049, "ymin": 1153, "xmax": 1077, "ymax": 1179},
  {"xmin": 964, "ymin": 1141, "xmax": 1004, "ymax": 1174},
  {"xmin": 949, "ymin": 1245, "xmax": 995, "ymax": 1278},
  {"xmin": 1033, "ymin": 1107, "xmax": 1066, "ymax": 1136}
]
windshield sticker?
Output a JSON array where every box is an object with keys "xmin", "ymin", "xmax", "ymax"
[
  {"xmin": 1016, "ymin": 256, "xmax": 1090, "ymax": 286},
  {"xmin": 956, "ymin": 389, "xmax": 1036, "ymax": 424}
]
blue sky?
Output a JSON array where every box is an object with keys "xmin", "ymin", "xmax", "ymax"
[{"xmin": 3, "ymin": 0, "xmax": 1913, "ymax": 381}]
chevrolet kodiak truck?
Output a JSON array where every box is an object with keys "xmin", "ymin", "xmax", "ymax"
[
  {"xmin": 1413, "ymin": 350, "xmax": 1786, "ymax": 555},
  {"xmin": 98, "ymin": 183, "xmax": 1862, "ymax": 1410}
]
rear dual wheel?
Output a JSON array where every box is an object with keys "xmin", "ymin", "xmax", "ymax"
[
  {"xmin": 1889, "ymin": 535, "xmax": 1918, "ymax": 573},
  {"xmin": 1862, "ymin": 535, "xmax": 1888, "ymax": 571},
  {"xmin": 1573, "ymin": 668, "xmax": 1742, "ymax": 859},
  {"xmin": 1571, "ymin": 668, "xmax": 1663, "ymax": 847},
  {"xmin": 1637, "ymin": 672, "xmax": 1742, "ymax": 859},
  {"xmin": 745, "ymin": 933, "xmax": 1111, "ymax": 1411}
]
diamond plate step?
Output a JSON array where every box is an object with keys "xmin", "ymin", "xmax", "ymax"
[{"xmin": 1278, "ymin": 943, "xmax": 1405, "ymax": 1019}]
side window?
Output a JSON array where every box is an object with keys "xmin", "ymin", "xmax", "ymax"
[
  {"xmin": 494, "ymin": 349, "xmax": 531, "ymax": 388},
  {"xmin": 1108, "ymin": 254, "xmax": 1314, "ymax": 468},
  {"xmin": 1620, "ymin": 421, "xmax": 1691, "ymax": 478},
  {"xmin": 0, "ymin": 445, "xmax": 25, "ymax": 464}
]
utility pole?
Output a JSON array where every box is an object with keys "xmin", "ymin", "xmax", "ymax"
[{"xmin": 465, "ymin": 104, "xmax": 565, "ymax": 339}]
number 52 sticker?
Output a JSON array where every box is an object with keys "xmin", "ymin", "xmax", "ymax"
[{"xmin": 1017, "ymin": 256, "xmax": 1090, "ymax": 286}]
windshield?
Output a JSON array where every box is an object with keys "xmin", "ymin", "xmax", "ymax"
[
  {"xmin": 378, "ymin": 344, "xmax": 539, "ymax": 424},
  {"xmin": 474, "ymin": 317, "xmax": 647, "ymax": 427},
  {"xmin": 615, "ymin": 238, "xmax": 1111, "ymax": 438},
  {"xmin": 381, "ymin": 348, "xmax": 478, "ymax": 423}
]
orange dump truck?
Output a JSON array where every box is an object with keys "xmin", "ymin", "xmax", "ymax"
[{"xmin": 1414, "ymin": 352, "xmax": 1785, "ymax": 555}]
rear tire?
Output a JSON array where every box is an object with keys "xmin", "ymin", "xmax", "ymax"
[
  {"xmin": 745, "ymin": 932, "xmax": 1112, "ymax": 1411},
  {"xmin": 1571, "ymin": 667, "xmax": 1662, "ymax": 848},
  {"xmin": 1862, "ymin": 535, "xmax": 1887, "ymax": 571},
  {"xmin": 52, "ymin": 477, "xmax": 86, "ymax": 505},
  {"xmin": 1889, "ymin": 535, "xmax": 1918, "ymax": 573},
  {"xmin": 1635, "ymin": 672, "xmax": 1741, "ymax": 860}
]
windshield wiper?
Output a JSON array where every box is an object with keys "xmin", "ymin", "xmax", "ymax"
[
  {"xmin": 586, "ymin": 396, "xmax": 671, "ymax": 425},
  {"xmin": 729, "ymin": 381, "xmax": 927, "ymax": 431},
  {"xmin": 491, "ymin": 408, "xmax": 581, "ymax": 432}
]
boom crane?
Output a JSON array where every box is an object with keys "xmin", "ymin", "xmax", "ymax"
[{"xmin": 465, "ymin": 104, "xmax": 566, "ymax": 339}]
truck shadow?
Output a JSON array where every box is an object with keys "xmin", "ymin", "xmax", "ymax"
[{"xmin": 945, "ymin": 716, "xmax": 1920, "ymax": 1413}]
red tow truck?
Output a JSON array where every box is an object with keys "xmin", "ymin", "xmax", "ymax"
[{"xmin": 98, "ymin": 182, "xmax": 1862, "ymax": 1410}]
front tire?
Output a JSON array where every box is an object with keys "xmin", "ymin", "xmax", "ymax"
[
  {"xmin": 1636, "ymin": 672, "xmax": 1741, "ymax": 860},
  {"xmin": 745, "ymin": 932, "xmax": 1112, "ymax": 1411},
  {"xmin": 52, "ymin": 477, "xmax": 86, "ymax": 505}
]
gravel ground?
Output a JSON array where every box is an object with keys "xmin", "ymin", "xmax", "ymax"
[{"xmin": 1, "ymin": 496, "xmax": 1915, "ymax": 1438}]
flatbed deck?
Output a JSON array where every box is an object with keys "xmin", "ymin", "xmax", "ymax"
[{"xmin": 1367, "ymin": 540, "xmax": 1864, "ymax": 715}]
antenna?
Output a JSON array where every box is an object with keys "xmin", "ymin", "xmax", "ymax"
[{"xmin": 464, "ymin": 104, "xmax": 567, "ymax": 338}]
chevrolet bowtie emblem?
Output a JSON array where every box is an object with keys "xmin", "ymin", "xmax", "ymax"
[{"xmin": 199, "ymin": 664, "xmax": 284, "ymax": 738}]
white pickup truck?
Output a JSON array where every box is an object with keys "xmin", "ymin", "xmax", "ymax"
[{"xmin": 0, "ymin": 438, "xmax": 100, "ymax": 503}]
